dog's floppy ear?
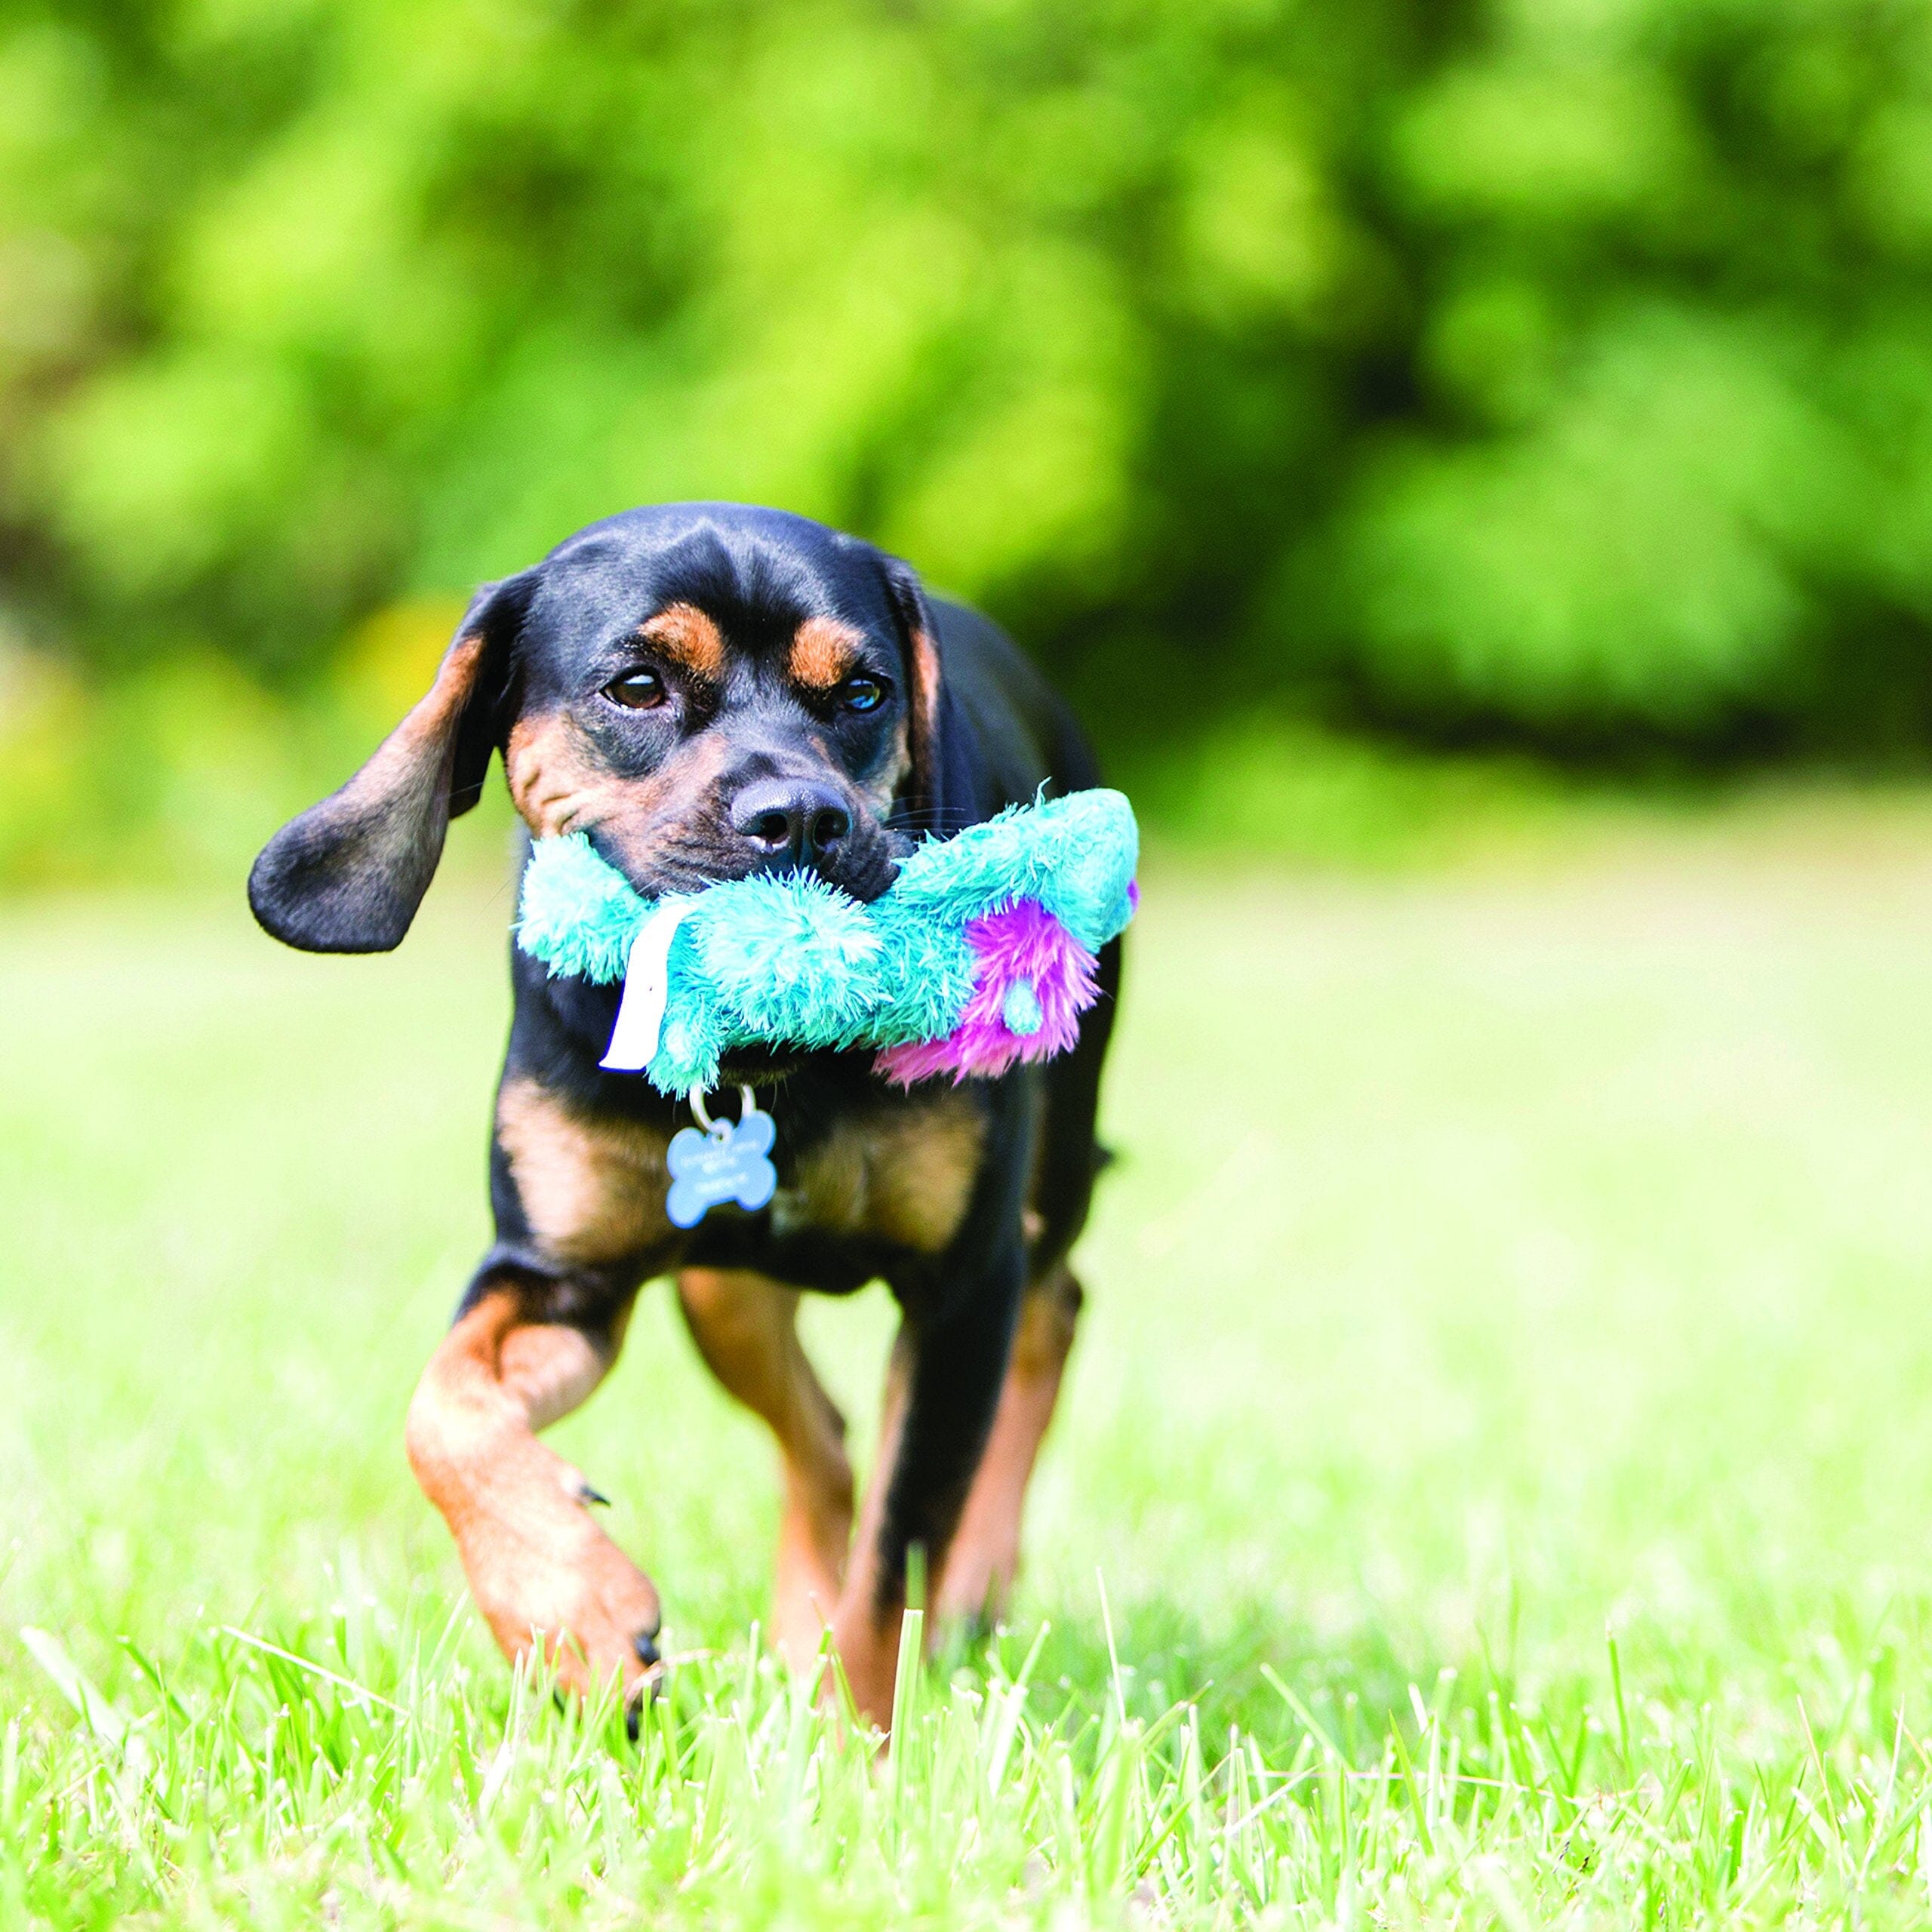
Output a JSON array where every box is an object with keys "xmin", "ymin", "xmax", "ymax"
[
  {"xmin": 248, "ymin": 573, "xmax": 535, "ymax": 953},
  {"xmin": 878, "ymin": 555, "xmax": 946, "ymax": 832}
]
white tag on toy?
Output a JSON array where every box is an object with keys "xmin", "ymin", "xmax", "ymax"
[
  {"xmin": 601, "ymin": 900, "xmax": 694, "ymax": 1073},
  {"xmin": 665, "ymin": 1085, "xmax": 778, "ymax": 1229}
]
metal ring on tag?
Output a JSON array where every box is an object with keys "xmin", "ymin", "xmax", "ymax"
[{"xmin": 688, "ymin": 1084, "xmax": 756, "ymax": 1135}]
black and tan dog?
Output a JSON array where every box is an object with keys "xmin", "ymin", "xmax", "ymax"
[{"xmin": 249, "ymin": 503, "xmax": 1120, "ymax": 1728}]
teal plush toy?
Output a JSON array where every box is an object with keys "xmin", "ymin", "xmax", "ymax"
[{"xmin": 515, "ymin": 786, "xmax": 1139, "ymax": 1095}]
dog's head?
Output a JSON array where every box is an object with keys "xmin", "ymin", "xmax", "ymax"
[{"xmin": 249, "ymin": 505, "xmax": 948, "ymax": 953}]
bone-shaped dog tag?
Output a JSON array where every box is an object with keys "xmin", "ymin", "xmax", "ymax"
[{"xmin": 664, "ymin": 1091, "xmax": 778, "ymax": 1229}]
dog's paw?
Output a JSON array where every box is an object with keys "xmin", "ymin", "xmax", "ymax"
[
  {"xmin": 582, "ymin": 1536, "xmax": 666, "ymax": 1702},
  {"xmin": 528, "ymin": 1518, "xmax": 666, "ymax": 1709},
  {"xmin": 455, "ymin": 1448, "xmax": 666, "ymax": 1710}
]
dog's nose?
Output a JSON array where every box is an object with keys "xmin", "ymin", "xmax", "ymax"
[{"xmin": 730, "ymin": 778, "xmax": 852, "ymax": 869}]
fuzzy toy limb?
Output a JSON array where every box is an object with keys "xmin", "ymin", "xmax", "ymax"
[{"xmin": 514, "ymin": 788, "xmax": 1139, "ymax": 1092}]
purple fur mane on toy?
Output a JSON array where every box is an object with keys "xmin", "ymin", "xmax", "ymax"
[{"xmin": 878, "ymin": 897, "xmax": 1087, "ymax": 1084}]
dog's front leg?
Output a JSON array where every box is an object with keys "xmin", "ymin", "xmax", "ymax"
[
  {"xmin": 830, "ymin": 1244, "xmax": 1026, "ymax": 1727},
  {"xmin": 405, "ymin": 1280, "xmax": 662, "ymax": 1711}
]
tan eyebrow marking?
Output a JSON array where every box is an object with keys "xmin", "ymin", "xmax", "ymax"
[
  {"xmin": 638, "ymin": 602, "xmax": 726, "ymax": 681},
  {"xmin": 787, "ymin": 617, "xmax": 868, "ymax": 691}
]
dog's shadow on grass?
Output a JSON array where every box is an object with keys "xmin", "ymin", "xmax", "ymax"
[{"xmin": 937, "ymin": 1589, "xmax": 1447, "ymax": 1757}]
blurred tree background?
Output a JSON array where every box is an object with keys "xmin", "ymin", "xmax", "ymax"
[{"xmin": 3, "ymin": 0, "xmax": 1931, "ymax": 881}]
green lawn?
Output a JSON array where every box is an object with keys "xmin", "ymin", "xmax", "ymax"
[{"xmin": 6, "ymin": 813, "xmax": 1932, "ymax": 1927}]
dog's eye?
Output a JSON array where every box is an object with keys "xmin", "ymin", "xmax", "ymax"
[
  {"xmin": 604, "ymin": 669, "xmax": 666, "ymax": 709},
  {"xmin": 839, "ymin": 675, "xmax": 886, "ymax": 714}
]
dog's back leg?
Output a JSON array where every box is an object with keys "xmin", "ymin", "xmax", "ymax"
[
  {"xmin": 676, "ymin": 1268, "xmax": 855, "ymax": 1669},
  {"xmin": 933, "ymin": 1260, "xmax": 1084, "ymax": 1628}
]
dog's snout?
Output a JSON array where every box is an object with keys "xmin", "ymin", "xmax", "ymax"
[{"xmin": 730, "ymin": 778, "xmax": 852, "ymax": 869}]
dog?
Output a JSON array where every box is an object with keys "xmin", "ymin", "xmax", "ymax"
[{"xmin": 249, "ymin": 503, "xmax": 1121, "ymax": 1729}]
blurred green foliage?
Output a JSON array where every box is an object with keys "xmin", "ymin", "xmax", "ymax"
[{"xmin": 3, "ymin": 0, "xmax": 1932, "ymax": 881}]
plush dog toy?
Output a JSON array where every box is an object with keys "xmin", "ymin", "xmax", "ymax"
[{"xmin": 515, "ymin": 786, "xmax": 1139, "ymax": 1095}]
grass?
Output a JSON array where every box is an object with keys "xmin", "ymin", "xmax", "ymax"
[{"xmin": 6, "ymin": 801, "xmax": 1932, "ymax": 1924}]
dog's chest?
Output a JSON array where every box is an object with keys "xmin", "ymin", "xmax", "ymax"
[
  {"xmin": 766, "ymin": 1089, "xmax": 986, "ymax": 1255},
  {"xmin": 497, "ymin": 1072, "xmax": 988, "ymax": 1277}
]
